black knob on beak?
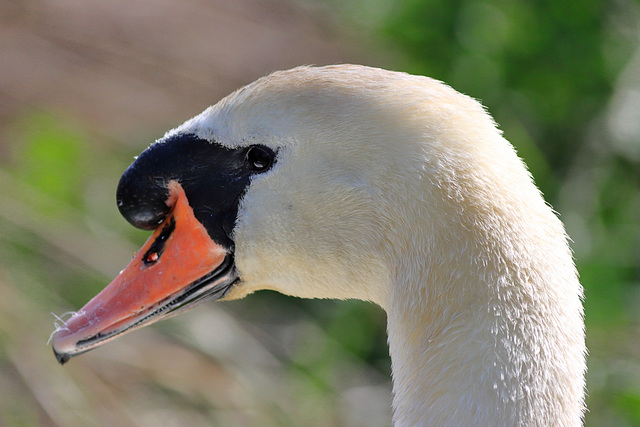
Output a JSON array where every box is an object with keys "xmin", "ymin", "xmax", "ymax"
[{"xmin": 116, "ymin": 168, "xmax": 171, "ymax": 230}]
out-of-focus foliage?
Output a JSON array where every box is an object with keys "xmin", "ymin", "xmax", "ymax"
[{"xmin": 382, "ymin": 0, "xmax": 628, "ymax": 185}]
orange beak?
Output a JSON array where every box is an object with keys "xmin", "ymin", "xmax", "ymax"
[{"xmin": 52, "ymin": 181, "xmax": 236, "ymax": 364}]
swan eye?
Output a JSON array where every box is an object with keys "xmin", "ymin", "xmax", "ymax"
[{"xmin": 245, "ymin": 145, "xmax": 275, "ymax": 172}]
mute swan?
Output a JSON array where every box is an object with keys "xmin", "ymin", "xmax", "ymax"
[{"xmin": 52, "ymin": 65, "xmax": 586, "ymax": 426}]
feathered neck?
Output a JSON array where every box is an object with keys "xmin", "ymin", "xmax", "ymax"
[{"xmin": 382, "ymin": 132, "xmax": 586, "ymax": 425}]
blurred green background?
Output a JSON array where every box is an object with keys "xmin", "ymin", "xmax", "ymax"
[{"xmin": 1, "ymin": 0, "xmax": 638, "ymax": 426}]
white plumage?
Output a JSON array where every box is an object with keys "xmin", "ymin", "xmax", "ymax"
[{"xmin": 164, "ymin": 65, "xmax": 586, "ymax": 426}]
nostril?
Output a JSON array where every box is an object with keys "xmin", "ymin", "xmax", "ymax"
[{"xmin": 141, "ymin": 217, "xmax": 175, "ymax": 265}]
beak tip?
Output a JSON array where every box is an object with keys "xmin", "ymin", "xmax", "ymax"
[
  {"xmin": 51, "ymin": 324, "xmax": 81, "ymax": 365},
  {"xmin": 53, "ymin": 346, "xmax": 71, "ymax": 365}
]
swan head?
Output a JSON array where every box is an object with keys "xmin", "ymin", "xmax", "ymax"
[
  {"xmin": 53, "ymin": 66, "xmax": 424, "ymax": 361},
  {"xmin": 51, "ymin": 64, "xmax": 575, "ymax": 375}
]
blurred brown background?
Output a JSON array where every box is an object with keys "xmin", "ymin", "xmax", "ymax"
[{"xmin": 0, "ymin": 0, "xmax": 369, "ymax": 140}]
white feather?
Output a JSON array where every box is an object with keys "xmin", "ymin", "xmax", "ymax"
[{"xmin": 167, "ymin": 65, "xmax": 586, "ymax": 426}]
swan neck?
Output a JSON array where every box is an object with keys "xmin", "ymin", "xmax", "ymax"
[{"xmin": 384, "ymin": 211, "xmax": 585, "ymax": 426}]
